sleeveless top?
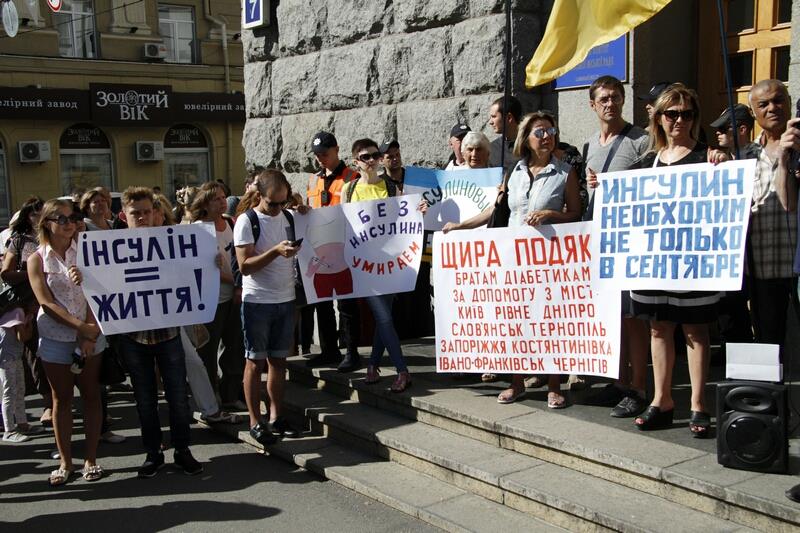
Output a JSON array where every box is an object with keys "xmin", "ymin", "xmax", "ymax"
[
  {"xmin": 36, "ymin": 242, "xmax": 87, "ymax": 342},
  {"xmin": 507, "ymin": 156, "xmax": 572, "ymax": 228}
]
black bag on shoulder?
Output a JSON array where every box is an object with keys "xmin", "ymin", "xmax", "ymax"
[
  {"xmin": 487, "ymin": 171, "xmax": 511, "ymax": 228},
  {"xmin": 0, "ymin": 234, "xmax": 35, "ymax": 315}
]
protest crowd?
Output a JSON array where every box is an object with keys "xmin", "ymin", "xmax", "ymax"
[{"xmin": 1, "ymin": 73, "xmax": 799, "ymax": 489}]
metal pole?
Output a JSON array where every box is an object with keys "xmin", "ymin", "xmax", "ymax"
[
  {"xmin": 716, "ymin": 0, "xmax": 740, "ymax": 159},
  {"xmin": 501, "ymin": 0, "xmax": 512, "ymax": 170}
]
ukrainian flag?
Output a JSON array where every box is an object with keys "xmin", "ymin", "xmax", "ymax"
[{"xmin": 525, "ymin": 0, "xmax": 672, "ymax": 88}]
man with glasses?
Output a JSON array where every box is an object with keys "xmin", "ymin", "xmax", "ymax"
[
  {"xmin": 581, "ymin": 76, "xmax": 650, "ymax": 418},
  {"xmin": 305, "ymin": 132, "xmax": 362, "ymax": 372},
  {"xmin": 234, "ymin": 169, "xmax": 302, "ymax": 445}
]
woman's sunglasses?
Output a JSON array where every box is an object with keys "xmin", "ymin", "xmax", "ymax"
[
  {"xmin": 46, "ymin": 214, "xmax": 83, "ymax": 225},
  {"xmin": 532, "ymin": 126, "xmax": 558, "ymax": 139},
  {"xmin": 662, "ymin": 109, "xmax": 695, "ymax": 122},
  {"xmin": 357, "ymin": 152, "xmax": 382, "ymax": 163}
]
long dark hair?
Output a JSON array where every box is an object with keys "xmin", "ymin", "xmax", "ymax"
[{"xmin": 11, "ymin": 196, "xmax": 44, "ymax": 236}]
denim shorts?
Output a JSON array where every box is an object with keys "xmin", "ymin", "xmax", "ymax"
[
  {"xmin": 38, "ymin": 335, "xmax": 108, "ymax": 365},
  {"xmin": 241, "ymin": 301, "xmax": 294, "ymax": 360}
]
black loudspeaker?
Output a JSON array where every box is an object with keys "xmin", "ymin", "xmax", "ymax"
[{"xmin": 717, "ymin": 381, "xmax": 788, "ymax": 474}]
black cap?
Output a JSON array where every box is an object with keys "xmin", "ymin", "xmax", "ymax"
[
  {"xmin": 379, "ymin": 140, "xmax": 400, "ymax": 154},
  {"xmin": 710, "ymin": 103, "xmax": 754, "ymax": 129},
  {"xmin": 311, "ymin": 131, "xmax": 337, "ymax": 154},
  {"xmin": 637, "ymin": 82, "xmax": 672, "ymax": 102},
  {"xmin": 450, "ymin": 123, "xmax": 471, "ymax": 139}
]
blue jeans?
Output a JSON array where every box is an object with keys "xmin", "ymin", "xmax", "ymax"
[
  {"xmin": 118, "ymin": 335, "xmax": 191, "ymax": 455},
  {"xmin": 366, "ymin": 294, "xmax": 407, "ymax": 372}
]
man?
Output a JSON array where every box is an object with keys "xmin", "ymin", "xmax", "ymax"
[
  {"xmin": 487, "ymin": 96, "xmax": 522, "ymax": 172},
  {"xmin": 226, "ymin": 172, "xmax": 258, "ymax": 217},
  {"xmin": 711, "ymin": 103, "xmax": 757, "ymax": 157},
  {"xmin": 637, "ymin": 81, "xmax": 673, "ymax": 122},
  {"xmin": 306, "ymin": 132, "xmax": 362, "ymax": 372},
  {"xmin": 234, "ymin": 169, "xmax": 301, "ymax": 444},
  {"xmin": 116, "ymin": 187, "xmax": 202, "ymax": 478},
  {"xmin": 190, "ymin": 182, "xmax": 245, "ymax": 410},
  {"xmin": 747, "ymin": 79, "xmax": 797, "ymax": 350},
  {"xmin": 379, "ymin": 140, "xmax": 404, "ymax": 192},
  {"xmin": 444, "ymin": 123, "xmax": 470, "ymax": 170},
  {"xmin": 580, "ymin": 76, "xmax": 650, "ymax": 418}
]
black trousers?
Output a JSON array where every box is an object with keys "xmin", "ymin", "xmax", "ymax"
[{"xmin": 748, "ymin": 276, "xmax": 794, "ymax": 358}]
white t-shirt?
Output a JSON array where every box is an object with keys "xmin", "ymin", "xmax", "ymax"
[
  {"xmin": 196, "ymin": 220, "xmax": 235, "ymax": 303},
  {"xmin": 233, "ymin": 210, "xmax": 295, "ymax": 304}
]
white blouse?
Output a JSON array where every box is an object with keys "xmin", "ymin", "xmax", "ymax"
[{"xmin": 36, "ymin": 242, "xmax": 88, "ymax": 342}]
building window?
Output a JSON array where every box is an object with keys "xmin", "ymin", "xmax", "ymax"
[
  {"xmin": 164, "ymin": 124, "xmax": 210, "ymax": 200},
  {"xmin": 54, "ymin": 1, "xmax": 97, "ymax": 59},
  {"xmin": 774, "ymin": 46, "xmax": 789, "ymax": 81},
  {"xmin": 0, "ymin": 143, "xmax": 10, "ymax": 226},
  {"xmin": 59, "ymin": 124, "xmax": 114, "ymax": 195},
  {"xmin": 727, "ymin": 0, "xmax": 755, "ymax": 34},
  {"xmin": 158, "ymin": 5, "xmax": 197, "ymax": 64}
]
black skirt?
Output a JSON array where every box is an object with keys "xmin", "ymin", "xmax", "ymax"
[{"xmin": 630, "ymin": 290, "xmax": 721, "ymax": 324}]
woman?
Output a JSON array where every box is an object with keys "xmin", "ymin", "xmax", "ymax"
[
  {"xmin": 341, "ymin": 138, "xmax": 411, "ymax": 392},
  {"xmin": 498, "ymin": 111, "xmax": 582, "ymax": 407},
  {"xmin": 28, "ymin": 199, "xmax": 105, "ymax": 485},
  {"xmin": 80, "ymin": 188, "xmax": 113, "ymax": 231},
  {"xmin": 629, "ymin": 85, "xmax": 724, "ymax": 437},
  {"xmin": 0, "ymin": 197, "xmax": 51, "ymax": 425}
]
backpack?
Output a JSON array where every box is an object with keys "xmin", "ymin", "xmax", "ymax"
[{"xmin": 344, "ymin": 176, "xmax": 397, "ymax": 203}]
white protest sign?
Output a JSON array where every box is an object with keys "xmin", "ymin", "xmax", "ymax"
[
  {"xmin": 403, "ymin": 166, "xmax": 502, "ymax": 231},
  {"xmin": 434, "ymin": 222, "xmax": 620, "ymax": 377},
  {"xmin": 590, "ymin": 160, "xmax": 756, "ymax": 292},
  {"xmin": 78, "ymin": 224, "xmax": 219, "ymax": 335},
  {"xmin": 295, "ymin": 194, "xmax": 424, "ymax": 304}
]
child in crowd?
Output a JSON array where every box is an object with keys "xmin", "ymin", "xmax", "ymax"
[{"xmin": 0, "ymin": 304, "xmax": 37, "ymax": 442}]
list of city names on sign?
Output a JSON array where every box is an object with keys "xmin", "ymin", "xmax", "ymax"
[{"xmin": 433, "ymin": 222, "xmax": 620, "ymax": 377}]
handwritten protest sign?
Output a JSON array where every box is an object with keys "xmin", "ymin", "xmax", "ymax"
[
  {"xmin": 434, "ymin": 222, "xmax": 620, "ymax": 377},
  {"xmin": 78, "ymin": 224, "xmax": 219, "ymax": 334},
  {"xmin": 403, "ymin": 167, "xmax": 502, "ymax": 231},
  {"xmin": 295, "ymin": 194, "xmax": 425, "ymax": 304},
  {"xmin": 590, "ymin": 160, "xmax": 755, "ymax": 291}
]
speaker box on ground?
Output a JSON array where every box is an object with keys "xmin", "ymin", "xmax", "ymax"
[{"xmin": 717, "ymin": 381, "xmax": 788, "ymax": 474}]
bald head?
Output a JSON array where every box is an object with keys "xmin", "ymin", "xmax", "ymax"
[{"xmin": 748, "ymin": 79, "xmax": 790, "ymax": 134}]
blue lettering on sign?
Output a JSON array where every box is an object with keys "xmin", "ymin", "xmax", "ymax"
[
  {"xmin": 82, "ymin": 231, "xmax": 200, "ymax": 267},
  {"xmin": 91, "ymin": 286, "xmax": 197, "ymax": 322}
]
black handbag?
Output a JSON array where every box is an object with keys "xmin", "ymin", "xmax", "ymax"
[
  {"xmin": 487, "ymin": 172, "xmax": 511, "ymax": 228},
  {"xmin": 98, "ymin": 345, "xmax": 126, "ymax": 385},
  {"xmin": 0, "ymin": 234, "xmax": 35, "ymax": 315}
]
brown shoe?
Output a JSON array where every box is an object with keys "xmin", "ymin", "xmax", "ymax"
[
  {"xmin": 365, "ymin": 365, "xmax": 381, "ymax": 384},
  {"xmin": 390, "ymin": 372, "xmax": 412, "ymax": 393}
]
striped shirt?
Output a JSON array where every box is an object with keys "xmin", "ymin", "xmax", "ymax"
[{"xmin": 749, "ymin": 141, "xmax": 797, "ymax": 280}]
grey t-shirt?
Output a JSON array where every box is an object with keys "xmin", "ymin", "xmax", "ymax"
[{"xmin": 583, "ymin": 124, "xmax": 649, "ymax": 220}]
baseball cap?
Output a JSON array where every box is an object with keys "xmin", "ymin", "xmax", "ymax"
[
  {"xmin": 710, "ymin": 104, "xmax": 754, "ymax": 129},
  {"xmin": 450, "ymin": 123, "xmax": 471, "ymax": 139},
  {"xmin": 637, "ymin": 82, "xmax": 673, "ymax": 102},
  {"xmin": 311, "ymin": 131, "xmax": 338, "ymax": 154},
  {"xmin": 379, "ymin": 140, "xmax": 400, "ymax": 154}
]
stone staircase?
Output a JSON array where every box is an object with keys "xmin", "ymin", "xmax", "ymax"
[{"xmin": 199, "ymin": 341, "xmax": 800, "ymax": 532}]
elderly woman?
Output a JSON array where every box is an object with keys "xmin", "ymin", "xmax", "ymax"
[
  {"xmin": 496, "ymin": 111, "xmax": 582, "ymax": 406},
  {"xmin": 629, "ymin": 85, "xmax": 724, "ymax": 437},
  {"xmin": 28, "ymin": 199, "xmax": 106, "ymax": 485},
  {"xmin": 80, "ymin": 187, "xmax": 113, "ymax": 231},
  {"xmin": 438, "ymin": 132, "xmax": 495, "ymax": 229}
]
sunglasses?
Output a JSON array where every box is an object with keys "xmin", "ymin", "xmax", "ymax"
[
  {"xmin": 662, "ymin": 109, "xmax": 695, "ymax": 122},
  {"xmin": 531, "ymin": 126, "xmax": 558, "ymax": 139},
  {"xmin": 357, "ymin": 152, "xmax": 382, "ymax": 163},
  {"xmin": 46, "ymin": 214, "xmax": 83, "ymax": 225},
  {"xmin": 266, "ymin": 199, "xmax": 288, "ymax": 209}
]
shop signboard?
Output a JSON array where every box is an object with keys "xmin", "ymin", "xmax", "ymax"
[
  {"xmin": 90, "ymin": 83, "xmax": 173, "ymax": 126},
  {"xmin": 0, "ymin": 87, "xmax": 90, "ymax": 120}
]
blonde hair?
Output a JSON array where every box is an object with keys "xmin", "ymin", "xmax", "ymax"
[
  {"xmin": 646, "ymin": 83, "xmax": 701, "ymax": 153},
  {"xmin": 37, "ymin": 199, "xmax": 73, "ymax": 246},
  {"xmin": 153, "ymin": 194, "xmax": 177, "ymax": 226},
  {"xmin": 188, "ymin": 181, "xmax": 224, "ymax": 222}
]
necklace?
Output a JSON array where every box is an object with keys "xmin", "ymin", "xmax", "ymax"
[{"xmin": 661, "ymin": 145, "xmax": 691, "ymax": 165}]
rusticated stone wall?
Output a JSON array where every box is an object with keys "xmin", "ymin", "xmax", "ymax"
[{"xmin": 242, "ymin": 0, "xmax": 543, "ymax": 192}]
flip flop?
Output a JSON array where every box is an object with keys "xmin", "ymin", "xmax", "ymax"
[
  {"xmin": 497, "ymin": 388, "xmax": 525, "ymax": 404},
  {"xmin": 48, "ymin": 467, "xmax": 73, "ymax": 487},
  {"xmin": 82, "ymin": 465, "xmax": 104, "ymax": 482},
  {"xmin": 547, "ymin": 392, "xmax": 567, "ymax": 409}
]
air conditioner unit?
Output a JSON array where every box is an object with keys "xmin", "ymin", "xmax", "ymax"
[
  {"xmin": 143, "ymin": 42, "xmax": 167, "ymax": 60},
  {"xmin": 18, "ymin": 141, "xmax": 51, "ymax": 163},
  {"xmin": 136, "ymin": 141, "xmax": 164, "ymax": 162}
]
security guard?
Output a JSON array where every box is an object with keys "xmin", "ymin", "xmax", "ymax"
[{"xmin": 304, "ymin": 132, "xmax": 362, "ymax": 371}]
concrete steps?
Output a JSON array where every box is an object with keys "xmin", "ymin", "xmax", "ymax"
[{"xmin": 283, "ymin": 350, "xmax": 800, "ymax": 532}]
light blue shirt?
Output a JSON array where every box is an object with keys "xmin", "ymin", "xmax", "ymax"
[{"xmin": 507, "ymin": 156, "xmax": 572, "ymax": 228}]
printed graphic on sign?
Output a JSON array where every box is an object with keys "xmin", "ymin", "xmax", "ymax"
[
  {"xmin": 77, "ymin": 224, "xmax": 219, "ymax": 334},
  {"xmin": 590, "ymin": 160, "xmax": 756, "ymax": 292},
  {"xmin": 404, "ymin": 167, "xmax": 503, "ymax": 231},
  {"xmin": 47, "ymin": 0, "xmax": 63, "ymax": 13},
  {"xmin": 242, "ymin": 0, "xmax": 267, "ymax": 29},
  {"xmin": 434, "ymin": 222, "xmax": 620, "ymax": 377},
  {"xmin": 295, "ymin": 195, "xmax": 425, "ymax": 304}
]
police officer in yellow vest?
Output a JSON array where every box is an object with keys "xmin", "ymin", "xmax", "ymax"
[{"xmin": 305, "ymin": 132, "xmax": 362, "ymax": 371}]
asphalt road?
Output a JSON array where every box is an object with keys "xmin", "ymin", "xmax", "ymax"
[{"xmin": 0, "ymin": 391, "xmax": 440, "ymax": 533}]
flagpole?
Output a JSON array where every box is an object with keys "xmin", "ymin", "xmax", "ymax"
[
  {"xmin": 716, "ymin": 0, "xmax": 740, "ymax": 159},
  {"xmin": 501, "ymin": 0, "xmax": 511, "ymax": 170}
]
